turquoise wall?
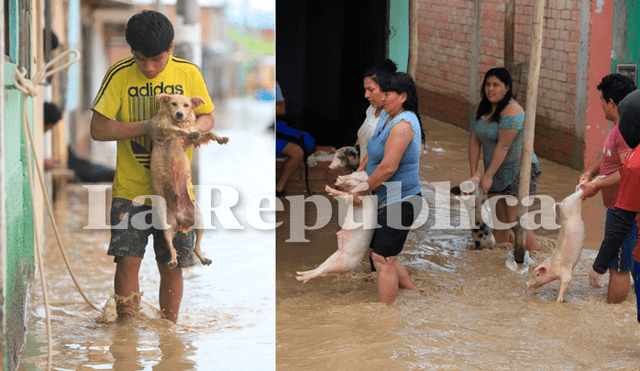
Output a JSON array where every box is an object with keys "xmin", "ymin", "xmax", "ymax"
[
  {"xmin": 611, "ymin": 0, "xmax": 640, "ymax": 86},
  {"xmin": 388, "ymin": 0, "xmax": 409, "ymax": 72},
  {"xmin": 66, "ymin": 0, "xmax": 81, "ymax": 112}
]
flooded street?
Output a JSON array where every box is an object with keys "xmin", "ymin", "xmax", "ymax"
[
  {"xmin": 276, "ymin": 117, "xmax": 640, "ymax": 370},
  {"xmin": 20, "ymin": 98, "xmax": 275, "ymax": 370}
]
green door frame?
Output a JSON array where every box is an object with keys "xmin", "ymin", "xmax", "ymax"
[
  {"xmin": 388, "ymin": 0, "xmax": 409, "ymax": 73},
  {"xmin": 611, "ymin": 0, "xmax": 639, "ymax": 86}
]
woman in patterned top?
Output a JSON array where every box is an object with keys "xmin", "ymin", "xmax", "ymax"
[{"xmin": 468, "ymin": 68, "xmax": 541, "ymax": 251}]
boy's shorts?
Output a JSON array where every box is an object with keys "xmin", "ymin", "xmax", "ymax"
[
  {"xmin": 605, "ymin": 208, "xmax": 638, "ymax": 272},
  {"xmin": 370, "ymin": 193, "xmax": 422, "ymax": 258},
  {"xmin": 107, "ymin": 198, "xmax": 196, "ymax": 268}
]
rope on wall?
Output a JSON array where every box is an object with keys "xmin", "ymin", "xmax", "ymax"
[{"xmin": 12, "ymin": 49, "xmax": 100, "ymax": 371}]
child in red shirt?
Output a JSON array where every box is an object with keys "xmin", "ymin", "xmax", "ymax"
[{"xmin": 589, "ymin": 89, "xmax": 640, "ymax": 323}]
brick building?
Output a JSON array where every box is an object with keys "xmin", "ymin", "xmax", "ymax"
[
  {"xmin": 276, "ymin": 0, "xmax": 638, "ymax": 172},
  {"xmin": 413, "ymin": 0, "xmax": 635, "ymax": 171}
]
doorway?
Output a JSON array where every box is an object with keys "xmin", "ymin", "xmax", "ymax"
[{"xmin": 276, "ymin": 0, "xmax": 388, "ymax": 148}]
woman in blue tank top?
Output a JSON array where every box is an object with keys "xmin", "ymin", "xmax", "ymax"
[{"xmin": 352, "ymin": 72, "xmax": 425, "ymax": 305}]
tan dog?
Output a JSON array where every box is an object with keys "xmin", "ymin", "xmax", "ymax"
[{"xmin": 150, "ymin": 93, "xmax": 228, "ymax": 268}]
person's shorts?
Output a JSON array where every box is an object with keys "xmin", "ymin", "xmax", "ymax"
[
  {"xmin": 107, "ymin": 198, "xmax": 196, "ymax": 268},
  {"xmin": 276, "ymin": 138, "xmax": 288, "ymax": 157},
  {"xmin": 501, "ymin": 162, "xmax": 542, "ymax": 197},
  {"xmin": 605, "ymin": 208, "xmax": 638, "ymax": 272},
  {"xmin": 370, "ymin": 193, "xmax": 422, "ymax": 258}
]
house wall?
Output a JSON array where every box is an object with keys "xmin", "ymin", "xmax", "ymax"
[
  {"xmin": 584, "ymin": 0, "xmax": 614, "ymax": 171},
  {"xmin": 3, "ymin": 0, "xmax": 36, "ymax": 368},
  {"xmin": 3, "ymin": 52, "xmax": 35, "ymax": 371},
  {"xmin": 414, "ymin": 0, "xmax": 598, "ymax": 170}
]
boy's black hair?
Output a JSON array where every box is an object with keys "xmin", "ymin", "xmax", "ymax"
[
  {"xmin": 44, "ymin": 102, "xmax": 62, "ymax": 125},
  {"xmin": 597, "ymin": 73, "xmax": 637, "ymax": 106},
  {"xmin": 125, "ymin": 10, "xmax": 174, "ymax": 57},
  {"xmin": 476, "ymin": 67, "xmax": 514, "ymax": 123}
]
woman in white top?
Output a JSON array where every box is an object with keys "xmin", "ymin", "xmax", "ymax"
[{"xmin": 357, "ymin": 59, "xmax": 398, "ymax": 164}]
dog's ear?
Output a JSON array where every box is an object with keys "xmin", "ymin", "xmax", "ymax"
[
  {"xmin": 156, "ymin": 94, "xmax": 171, "ymax": 103},
  {"xmin": 345, "ymin": 147, "xmax": 358, "ymax": 160},
  {"xmin": 190, "ymin": 96, "xmax": 205, "ymax": 109}
]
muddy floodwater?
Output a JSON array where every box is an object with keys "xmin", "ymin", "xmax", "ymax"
[
  {"xmin": 20, "ymin": 98, "xmax": 275, "ymax": 370},
  {"xmin": 276, "ymin": 118, "xmax": 640, "ymax": 370}
]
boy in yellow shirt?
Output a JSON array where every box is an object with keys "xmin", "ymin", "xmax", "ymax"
[{"xmin": 90, "ymin": 10, "xmax": 215, "ymax": 323}]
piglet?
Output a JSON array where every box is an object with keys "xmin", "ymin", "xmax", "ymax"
[
  {"xmin": 296, "ymin": 172, "xmax": 375, "ymax": 283},
  {"xmin": 334, "ymin": 170, "xmax": 368, "ymax": 190},
  {"xmin": 526, "ymin": 187, "xmax": 586, "ymax": 302}
]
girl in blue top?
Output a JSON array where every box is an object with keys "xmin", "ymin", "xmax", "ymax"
[
  {"xmin": 352, "ymin": 72, "xmax": 424, "ymax": 304},
  {"xmin": 469, "ymin": 68, "xmax": 541, "ymax": 251}
]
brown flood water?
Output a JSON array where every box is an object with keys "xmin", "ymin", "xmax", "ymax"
[
  {"xmin": 20, "ymin": 98, "xmax": 275, "ymax": 370},
  {"xmin": 276, "ymin": 118, "xmax": 640, "ymax": 370}
]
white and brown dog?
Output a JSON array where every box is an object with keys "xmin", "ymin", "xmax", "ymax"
[
  {"xmin": 150, "ymin": 93, "xmax": 229, "ymax": 268},
  {"xmin": 329, "ymin": 145, "xmax": 360, "ymax": 171},
  {"xmin": 451, "ymin": 172, "xmax": 513, "ymax": 250}
]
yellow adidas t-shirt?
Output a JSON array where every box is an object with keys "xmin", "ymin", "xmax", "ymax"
[{"xmin": 91, "ymin": 55, "xmax": 214, "ymax": 202}]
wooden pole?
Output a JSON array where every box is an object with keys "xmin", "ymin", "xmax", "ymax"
[
  {"xmin": 514, "ymin": 0, "xmax": 546, "ymax": 263},
  {"xmin": 504, "ymin": 0, "xmax": 515, "ymax": 73},
  {"xmin": 408, "ymin": 0, "xmax": 418, "ymax": 77},
  {"xmin": 504, "ymin": 0, "xmax": 522, "ymax": 99}
]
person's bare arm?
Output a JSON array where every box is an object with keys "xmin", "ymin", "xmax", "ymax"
[
  {"xmin": 479, "ymin": 128, "xmax": 518, "ymax": 192},
  {"xmin": 579, "ymin": 153, "xmax": 602, "ymax": 183},
  {"xmin": 91, "ymin": 109, "xmax": 215, "ymax": 142},
  {"xmin": 362, "ymin": 122, "xmax": 414, "ymax": 191},
  {"xmin": 195, "ymin": 111, "xmax": 215, "ymax": 133},
  {"xmin": 90, "ymin": 110, "xmax": 152, "ymax": 141},
  {"xmin": 356, "ymin": 153, "xmax": 368, "ymax": 172}
]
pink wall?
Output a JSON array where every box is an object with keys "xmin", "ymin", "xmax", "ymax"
[{"xmin": 584, "ymin": 0, "xmax": 614, "ymax": 170}]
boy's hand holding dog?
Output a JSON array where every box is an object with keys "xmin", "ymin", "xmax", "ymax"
[{"xmin": 144, "ymin": 115, "xmax": 165, "ymax": 144}]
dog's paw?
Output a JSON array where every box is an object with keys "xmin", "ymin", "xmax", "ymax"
[
  {"xmin": 200, "ymin": 258, "xmax": 212, "ymax": 266},
  {"xmin": 217, "ymin": 137, "xmax": 229, "ymax": 145},
  {"xmin": 188, "ymin": 131, "xmax": 201, "ymax": 141},
  {"xmin": 167, "ymin": 260, "xmax": 179, "ymax": 269}
]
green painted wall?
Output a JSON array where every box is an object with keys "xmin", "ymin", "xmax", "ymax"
[
  {"xmin": 388, "ymin": 0, "xmax": 409, "ymax": 72},
  {"xmin": 611, "ymin": 0, "xmax": 640, "ymax": 86},
  {"xmin": 3, "ymin": 1, "xmax": 35, "ymax": 369},
  {"xmin": 4, "ymin": 65, "xmax": 35, "ymax": 371}
]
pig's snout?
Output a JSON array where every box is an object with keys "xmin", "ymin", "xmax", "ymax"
[
  {"xmin": 329, "ymin": 160, "xmax": 342, "ymax": 170},
  {"xmin": 527, "ymin": 278, "xmax": 543, "ymax": 289},
  {"xmin": 526, "ymin": 279, "xmax": 535, "ymax": 288}
]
